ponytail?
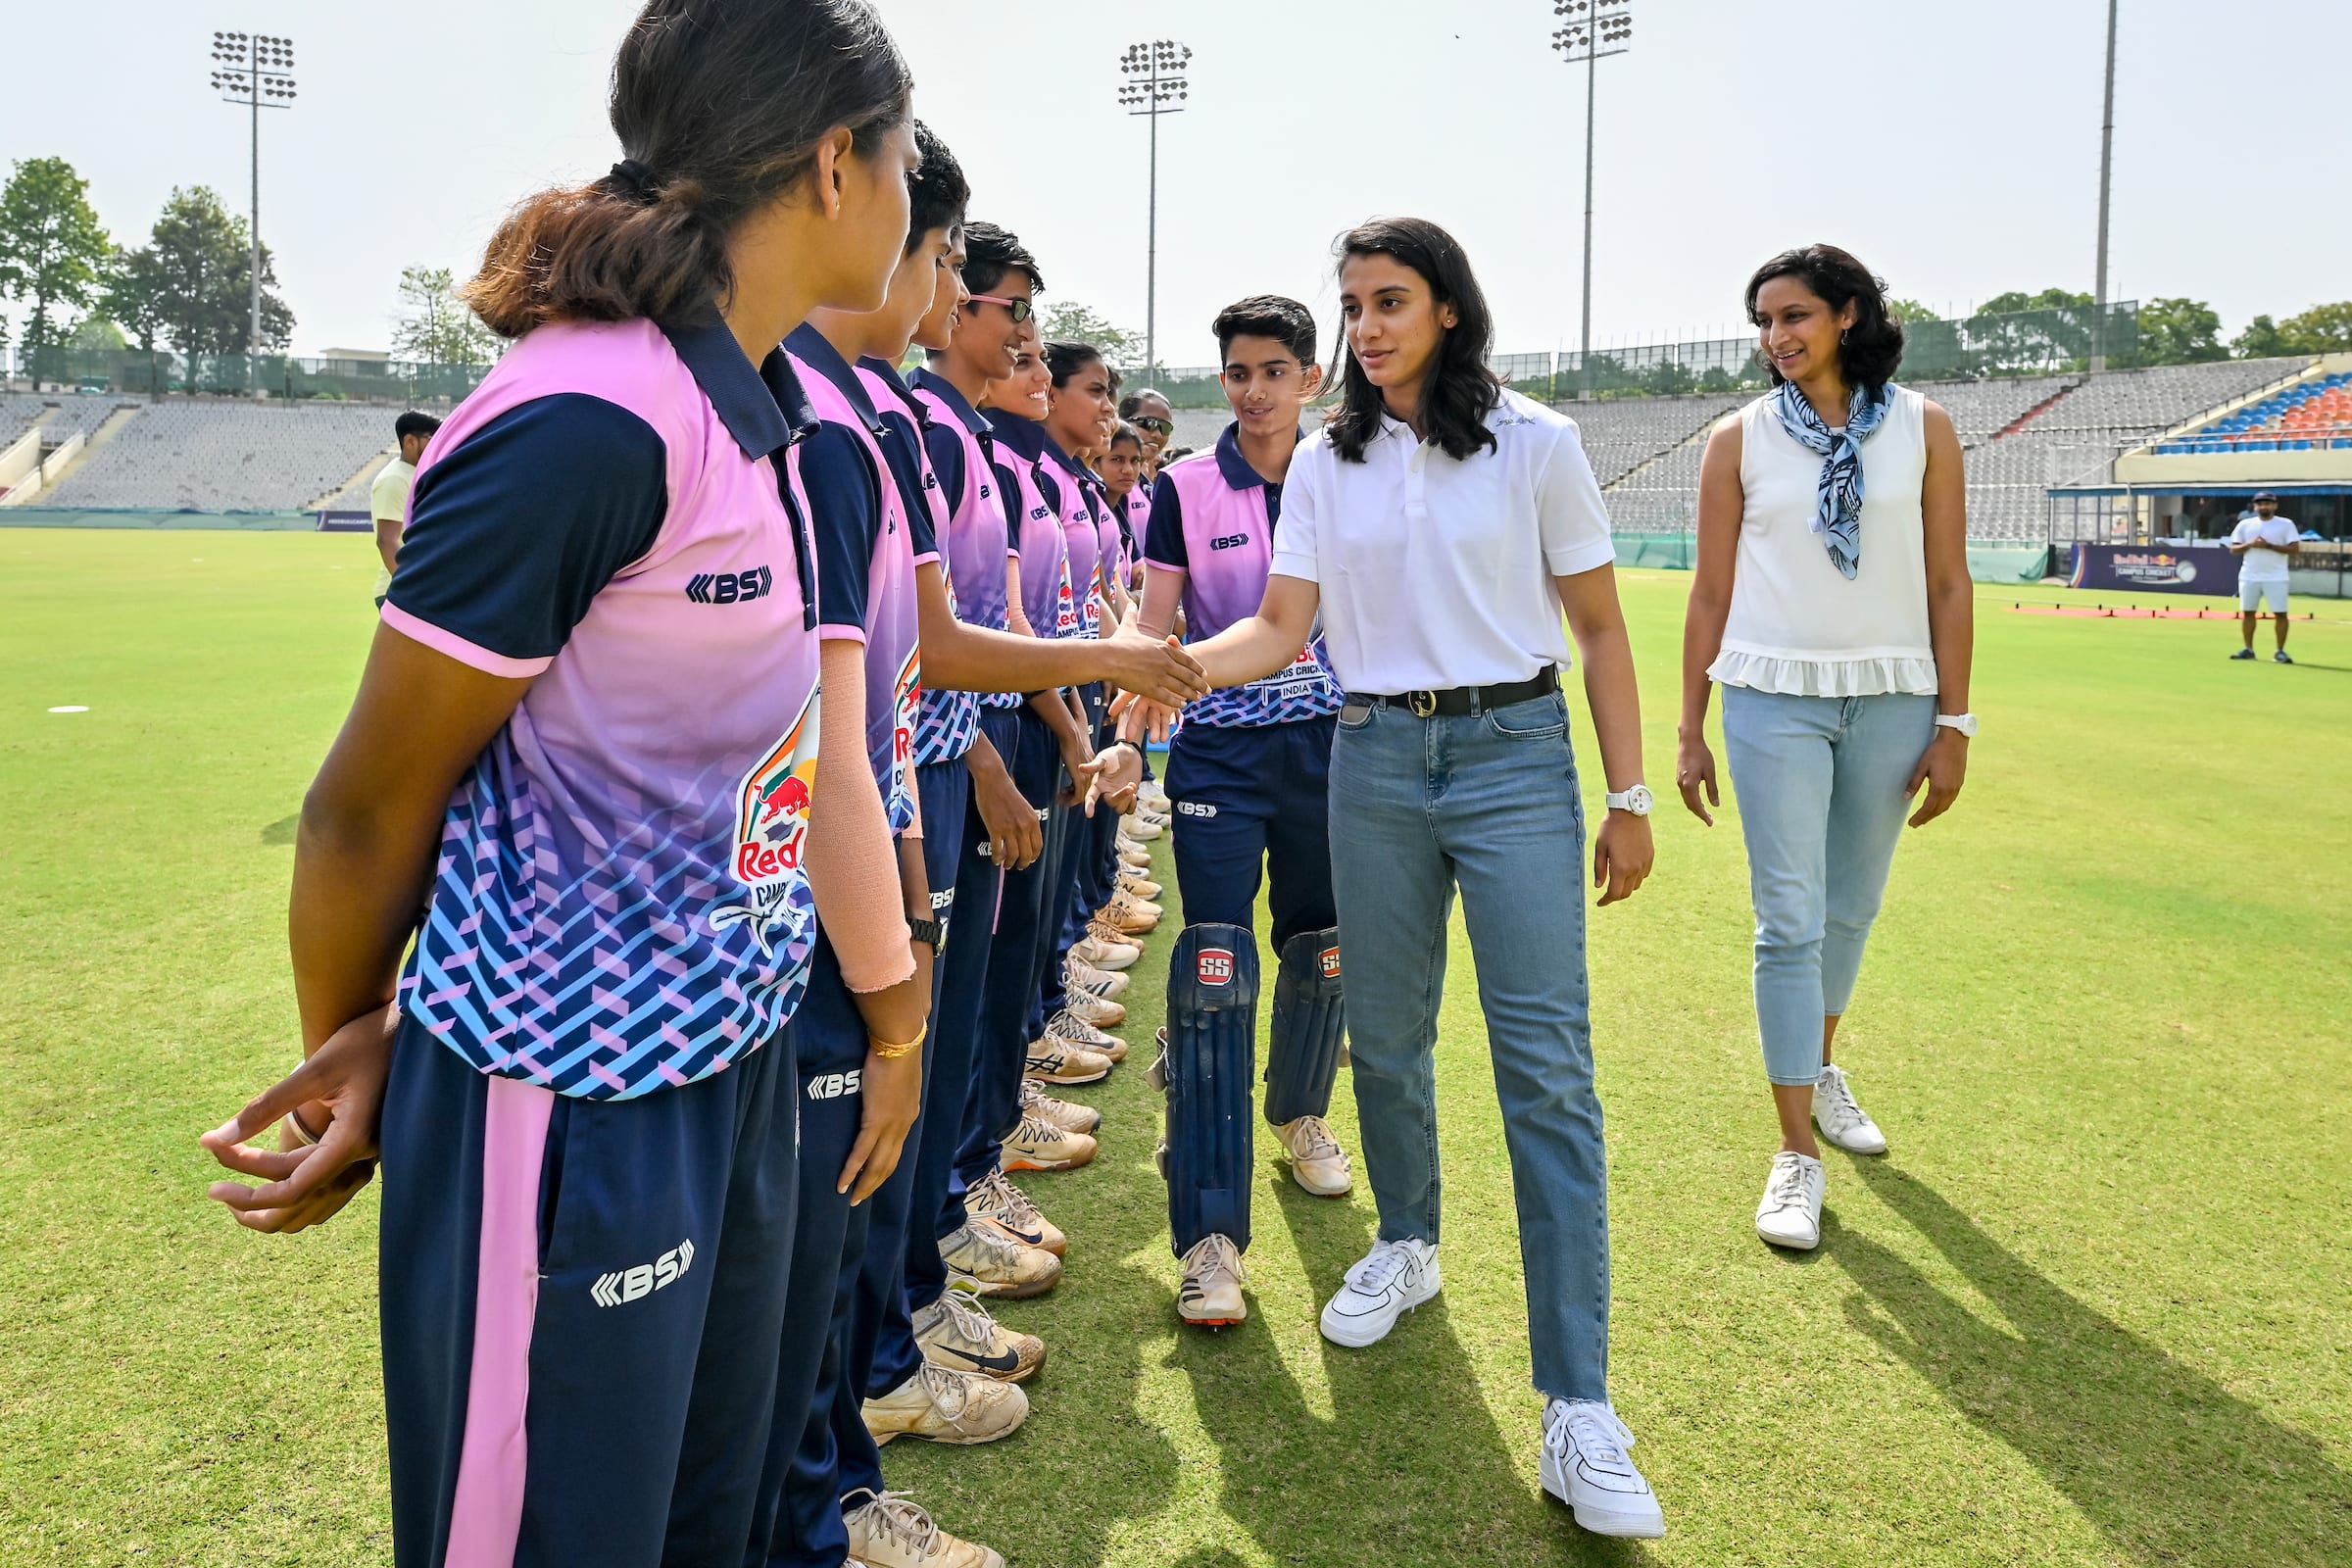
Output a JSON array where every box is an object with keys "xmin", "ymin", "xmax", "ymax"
[{"xmin": 464, "ymin": 0, "xmax": 910, "ymax": 337}]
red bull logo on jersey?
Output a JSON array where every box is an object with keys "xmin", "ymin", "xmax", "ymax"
[
  {"xmin": 1054, "ymin": 563, "xmax": 1078, "ymax": 637},
  {"xmin": 1320, "ymin": 946, "xmax": 1341, "ymax": 982},
  {"xmin": 1198, "ymin": 948, "xmax": 1235, "ymax": 986},
  {"xmin": 731, "ymin": 691, "xmax": 820, "ymax": 890},
  {"xmin": 892, "ymin": 646, "xmax": 920, "ymax": 769}
]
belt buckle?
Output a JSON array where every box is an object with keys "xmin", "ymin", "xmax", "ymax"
[{"xmin": 1407, "ymin": 689, "xmax": 1438, "ymax": 718}]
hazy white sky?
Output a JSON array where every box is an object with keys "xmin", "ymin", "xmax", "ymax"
[{"xmin": 3, "ymin": 0, "xmax": 2343, "ymax": 363}]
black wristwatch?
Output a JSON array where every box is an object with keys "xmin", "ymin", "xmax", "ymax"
[{"xmin": 907, "ymin": 918, "xmax": 947, "ymax": 953}]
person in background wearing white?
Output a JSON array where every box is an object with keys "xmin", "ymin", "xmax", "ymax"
[
  {"xmin": 1176, "ymin": 217, "xmax": 1664, "ymax": 1542},
  {"xmin": 1677, "ymin": 244, "xmax": 1976, "ymax": 1253},
  {"xmin": 2228, "ymin": 491, "xmax": 2298, "ymax": 663},
  {"xmin": 368, "ymin": 410, "xmax": 440, "ymax": 608}
]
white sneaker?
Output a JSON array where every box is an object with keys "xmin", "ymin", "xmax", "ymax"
[
  {"xmin": 1044, "ymin": 1006, "xmax": 1125, "ymax": 1059},
  {"xmin": 1071, "ymin": 930, "xmax": 1139, "ymax": 972},
  {"xmin": 1754, "ymin": 1151, "xmax": 1825, "ymax": 1250},
  {"xmin": 1812, "ymin": 1063, "xmax": 1887, "ymax": 1153},
  {"xmin": 1115, "ymin": 837, "xmax": 1152, "ymax": 869},
  {"xmin": 1119, "ymin": 812, "xmax": 1162, "ymax": 841},
  {"xmin": 1539, "ymin": 1399, "xmax": 1665, "ymax": 1538},
  {"xmin": 1274, "ymin": 1114, "xmax": 1352, "ymax": 1197},
  {"xmin": 1063, "ymin": 954, "xmax": 1130, "ymax": 1001},
  {"xmin": 1318, "ymin": 1237, "xmax": 1440, "ymax": 1348},
  {"xmin": 1059, "ymin": 984, "xmax": 1127, "ymax": 1030},
  {"xmin": 1177, "ymin": 1232, "xmax": 1248, "ymax": 1327},
  {"xmin": 843, "ymin": 1487, "xmax": 1005, "ymax": 1568},
  {"xmin": 1139, "ymin": 780, "xmax": 1169, "ymax": 810}
]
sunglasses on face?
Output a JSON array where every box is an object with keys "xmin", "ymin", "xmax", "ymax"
[
  {"xmin": 1131, "ymin": 416, "xmax": 1173, "ymax": 436},
  {"xmin": 967, "ymin": 293, "xmax": 1033, "ymax": 323}
]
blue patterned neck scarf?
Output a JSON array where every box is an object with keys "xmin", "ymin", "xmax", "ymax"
[{"xmin": 1772, "ymin": 379, "xmax": 1890, "ymax": 580}]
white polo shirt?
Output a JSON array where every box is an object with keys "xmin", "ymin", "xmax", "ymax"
[{"xmin": 1269, "ymin": 387, "xmax": 1615, "ymax": 693}]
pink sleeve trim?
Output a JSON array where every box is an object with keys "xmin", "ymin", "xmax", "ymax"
[
  {"xmin": 817, "ymin": 626, "xmax": 870, "ymax": 646},
  {"xmin": 380, "ymin": 603, "xmax": 554, "ymax": 679},
  {"xmin": 911, "ymin": 550, "xmax": 942, "ymax": 566}
]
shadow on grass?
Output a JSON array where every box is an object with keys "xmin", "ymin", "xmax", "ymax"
[
  {"xmin": 1835, "ymin": 1160, "xmax": 2352, "ymax": 1567},
  {"xmin": 260, "ymin": 812, "xmax": 299, "ymax": 845},
  {"xmin": 1162, "ymin": 1172, "xmax": 1656, "ymax": 1566}
]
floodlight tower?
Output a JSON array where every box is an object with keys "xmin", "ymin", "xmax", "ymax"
[
  {"xmin": 2090, "ymin": 0, "xmax": 2119, "ymax": 370},
  {"xmin": 1118, "ymin": 39, "xmax": 1191, "ymax": 378},
  {"xmin": 1551, "ymin": 0, "xmax": 1631, "ymax": 400},
  {"xmin": 210, "ymin": 30, "xmax": 297, "ymax": 391}
]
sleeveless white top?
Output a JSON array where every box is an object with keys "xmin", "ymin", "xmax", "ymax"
[{"xmin": 1710, "ymin": 383, "xmax": 1937, "ymax": 698}]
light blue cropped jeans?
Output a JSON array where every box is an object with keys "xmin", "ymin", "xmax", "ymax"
[
  {"xmin": 1326, "ymin": 690, "xmax": 1609, "ymax": 1402},
  {"xmin": 1718, "ymin": 685, "xmax": 1936, "ymax": 1086}
]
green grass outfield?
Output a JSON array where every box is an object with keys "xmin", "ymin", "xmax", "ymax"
[{"xmin": 2, "ymin": 528, "xmax": 2347, "ymax": 1567}]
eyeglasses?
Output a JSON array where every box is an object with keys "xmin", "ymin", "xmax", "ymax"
[
  {"xmin": 1131, "ymin": 416, "xmax": 1173, "ymax": 436},
  {"xmin": 967, "ymin": 293, "xmax": 1033, "ymax": 323}
]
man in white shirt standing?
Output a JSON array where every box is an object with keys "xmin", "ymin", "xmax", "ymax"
[
  {"xmin": 369, "ymin": 411, "xmax": 442, "ymax": 607},
  {"xmin": 2227, "ymin": 491, "xmax": 2298, "ymax": 663}
]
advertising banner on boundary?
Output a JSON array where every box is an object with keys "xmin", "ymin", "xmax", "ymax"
[{"xmin": 2069, "ymin": 544, "xmax": 2241, "ymax": 597}]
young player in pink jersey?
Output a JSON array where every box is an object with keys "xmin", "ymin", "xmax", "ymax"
[{"xmin": 198, "ymin": 5, "xmax": 935, "ymax": 1563}]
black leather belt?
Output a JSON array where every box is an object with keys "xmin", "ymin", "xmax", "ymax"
[{"xmin": 1351, "ymin": 666, "xmax": 1559, "ymax": 718}]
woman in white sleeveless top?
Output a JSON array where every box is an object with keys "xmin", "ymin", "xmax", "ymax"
[{"xmin": 1677, "ymin": 245, "xmax": 1975, "ymax": 1252}]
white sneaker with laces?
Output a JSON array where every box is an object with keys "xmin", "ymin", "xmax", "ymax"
[
  {"xmin": 1274, "ymin": 1114, "xmax": 1352, "ymax": 1197},
  {"xmin": 1044, "ymin": 1006, "xmax": 1126, "ymax": 1060},
  {"xmin": 1177, "ymin": 1232, "xmax": 1248, "ymax": 1326},
  {"xmin": 842, "ymin": 1487, "xmax": 1005, "ymax": 1568},
  {"xmin": 1059, "ymin": 984, "xmax": 1127, "ymax": 1030},
  {"xmin": 1754, "ymin": 1150, "xmax": 1825, "ymax": 1250},
  {"xmin": 1119, "ymin": 812, "xmax": 1162, "ymax": 841},
  {"xmin": 1539, "ymin": 1398, "xmax": 1665, "ymax": 1538},
  {"xmin": 1812, "ymin": 1062, "xmax": 1887, "ymax": 1153},
  {"xmin": 1063, "ymin": 954, "xmax": 1130, "ymax": 1001},
  {"xmin": 1318, "ymin": 1237, "xmax": 1440, "ymax": 1348},
  {"xmin": 1071, "ymin": 930, "xmax": 1139, "ymax": 972}
]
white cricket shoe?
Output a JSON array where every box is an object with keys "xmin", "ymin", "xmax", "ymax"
[
  {"xmin": 1274, "ymin": 1114, "xmax": 1352, "ymax": 1197},
  {"xmin": 1318, "ymin": 1237, "xmax": 1440, "ymax": 1348},
  {"xmin": 1119, "ymin": 812, "xmax": 1163, "ymax": 841},
  {"xmin": 1812, "ymin": 1063, "xmax": 1887, "ymax": 1153},
  {"xmin": 843, "ymin": 1488, "xmax": 1005, "ymax": 1568},
  {"xmin": 1539, "ymin": 1399, "xmax": 1665, "ymax": 1539},
  {"xmin": 1063, "ymin": 954, "xmax": 1131, "ymax": 1001},
  {"xmin": 1043, "ymin": 1006, "xmax": 1127, "ymax": 1062},
  {"xmin": 1115, "ymin": 836, "xmax": 1152, "ymax": 868},
  {"xmin": 1071, "ymin": 928, "xmax": 1140, "ymax": 972},
  {"xmin": 1060, "ymin": 984, "xmax": 1127, "ymax": 1030},
  {"xmin": 1754, "ymin": 1151, "xmax": 1825, "ymax": 1250},
  {"xmin": 1177, "ymin": 1232, "xmax": 1248, "ymax": 1327}
]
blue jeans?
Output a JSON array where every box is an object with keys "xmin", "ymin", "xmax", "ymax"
[
  {"xmin": 1718, "ymin": 686, "xmax": 1936, "ymax": 1086},
  {"xmin": 1327, "ymin": 690, "xmax": 1609, "ymax": 1403}
]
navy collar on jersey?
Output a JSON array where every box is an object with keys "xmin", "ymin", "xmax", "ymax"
[
  {"xmin": 858, "ymin": 356, "xmax": 928, "ymax": 423},
  {"xmin": 987, "ymin": 409, "xmax": 1050, "ymax": 462},
  {"xmin": 784, "ymin": 323, "xmax": 887, "ymax": 435},
  {"xmin": 910, "ymin": 366, "xmax": 994, "ymax": 438},
  {"xmin": 1214, "ymin": 420, "xmax": 1304, "ymax": 493},
  {"xmin": 661, "ymin": 307, "xmax": 812, "ymax": 458}
]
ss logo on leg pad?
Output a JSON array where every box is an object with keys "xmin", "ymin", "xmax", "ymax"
[{"xmin": 1198, "ymin": 948, "xmax": 1235, "ymax": 986}]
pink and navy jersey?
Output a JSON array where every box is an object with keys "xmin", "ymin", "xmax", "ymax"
[
  {"xmin": 1144, "ymin": 421, "xmax": 1342, "ymax": 729},
  {"xmin": 910, "ymin": 368, "xmax": 1024, "ymax": 711},
  {"xmin": 787, "ymin": 326, "xmax": 920, "ymax": 835},
  {"xmin": 381, "ymin": 314, "xmax": 824, "ymax": 1101},
  {"xmin": 991, "ymin": 413, "xmax": 1077, "ymax": 640},
  {"xmin": 859, "ymin": 358, "xmax": 982, "ymax": 764},
  {"xmin": 1045, "ymin": 443, "xmax": 1103, "ymax": 638},
  {"xmin": 1105, "ymin": 485, "xmax": 1144, "ymax": 596}
]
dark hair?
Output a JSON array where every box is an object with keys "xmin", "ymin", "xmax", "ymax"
[
  {"xmin": 465, "ymin": 0, "xmax": 911, "ymax": 337},
  {"xmin": 905, "ymin": 121, "xmax": 967, "ymax": 254},
  {"xmin": 1213, "ymin": 294, "xmax": 1316, "ymax": 366},
  {"xmin": 1326, "ymin": 217, "xmax": 1498, "ymax": 464},
  {"xmin": 1105, "ymin": 420, "xmax": 1144, "ymax": 451},
  {"xmin": 1043, "ymin": 338, "xmax": 1102, "ymax": 389},
  {"xmin": 961, "ymin": 220, "xmax": 1043, "ymax": 298},
  {"xmin": 1118, "ymin": 388, "xmax": 1169, "ymax": 419},
  {"xmin": 394, "ymin": 410, "xmax": 443, "ymax": 442},
  {"xmin": 1158, "ymin": 445, "xmax": 1196, "ymax": 464},
  {"xmin": 1744, "ymin": 244, "xmax": 1904, "ymax": 392}
]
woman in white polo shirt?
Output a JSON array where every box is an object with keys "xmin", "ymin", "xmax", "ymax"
[
  {"xmin": 1676, "ymin": 244, "xmax": 1975, "ymax": 1253},
  {"xmin": 1186, "ymin": 217, "xmax": 1665, "ymax": 1541}
]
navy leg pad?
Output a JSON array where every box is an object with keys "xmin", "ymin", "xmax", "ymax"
[
  {"xmin": 1160, "ymin": 922, "xmax": 1258, "ymax": 1256},
  {"xmin": 1264, "ymin": 927, "xmax": 1346, "ymax": 1127}
]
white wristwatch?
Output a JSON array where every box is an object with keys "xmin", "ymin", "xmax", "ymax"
[
  {"xmin": 1604, "ymin": 784, "xmax": 1653, "ymax": 816},
  {"xmin": 1935, "ymin": 712, "xmax": 1979, "ymax": 738}
]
